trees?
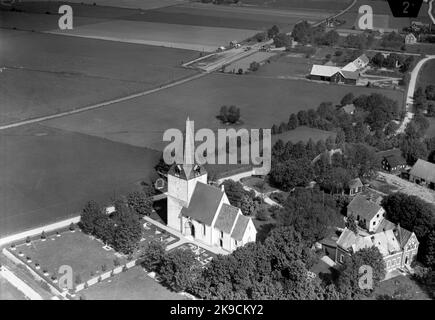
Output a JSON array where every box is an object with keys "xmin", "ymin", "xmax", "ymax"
[
  {"xmin": 337, "ymin": 247, "xmax": 386, "ymax": 298},
  {"xmin": 141, "ymin": 240, "xmax": 166, "ymax": 272},
  {"xmin": 249, "ymin": 61, "xmax": 260, "ymax": 72},
  {"xmin": 127, "ymin": 191, "xmax": 152, "ymax": 216},
  {"xmin": 159, "ymin": 249, "xmax": 202, "ymax": 292},
  {"xmin": 340, "ymin": 93, "xmax": 354, "ymax": 106},
  {"xmin": 218, "ymin": 105, "xmax": 241, "ymax": 124},
  {"xmin": 273, "ymin": 33, "xmax": 292, "ymax": 48},
  {"xmin": 79, "ymin": 200, "xmax": 103, "ymax": 234},
  {"xmin": 291, "ymin": 21, "xmax": 312, "ymax": 44},
  {"xmin": 269, "ymin": 159, "xmax": 314, "ymax": 191},
  {"xmin": 267, "ymin": 25, "xmax": 279, "ymax": 39},
  {"xmin": 220, "ymin": 180, "xmax": 259, "ymax": 215}
]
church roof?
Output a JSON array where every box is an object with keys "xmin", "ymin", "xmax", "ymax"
[
  {"xmin": 231, "ymin": 214, "xmax": 251, "ymax": 241},
  {"xmin": 168, "ymin": 164, "xmax": 207, "ymax": 180},
  {"xmin": 181, "ymin": 182, "xmax": 223, "ymax": 226},
  {"xmin": 214, "ymin": 203, "xmax": 239, "ymax": 234}
]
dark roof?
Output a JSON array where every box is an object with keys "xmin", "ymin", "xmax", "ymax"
[
  {"xmin": 375, "ymin": 218, "xmax": 396, "ymax": 233},
  {"xmin": 214, "ymin": 204, "xmax": 239, "ymax": 234},
  {"xmin": 181, "ymin": 182, "xmax": 223, "ymax": 226},
  {"xmin": 340, "ymin": 70, "xmax": 359, "ymax": 80},
  {"xmin": 348, "ymin": 177, "xmax": 363, "ymax": 189},
  {"xmin": 231, "ymin": 214, "xmax": 250, "ymax": 241},
  {"xmin": 410, "ymin": 159, "xmax": 435, "ymax": 182},
  {"xmin": 395, "ymin": 224, "xmax": 414, "ymax": 249},
  {"xmin": 168, "ymin": 164, "xmax": 207, "ymax": 180},
  {"xmin": 377, "ymin": 149, "xmax": 406, "ymax": 168},
  {"xmin": 347, "ymin": 194, "xmax": 382, "ymax": 221}
]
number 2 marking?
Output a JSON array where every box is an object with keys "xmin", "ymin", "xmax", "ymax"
[{"xmin": 403, "ymin": 1, "xmax": 410, "ymax": 14}]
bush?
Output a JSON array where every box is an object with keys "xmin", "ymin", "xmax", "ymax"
[
  {"xmin": 26, "ymin": 236, "xmax": 31, "ymax": 243},
  {"xmin": 113, "ymin": 258, "xmax": 121, "ymax": 267},
  {"xmin": 256, "ymin": 208, "xmax": 270, "ymax": 221},
  {"xmin": 249, "ymin": 61, "xmax": 260, "ymax": 72},
  {"xmin": 101, "ymin": 264, "xmax": 107, "ymax": 272},
  {"xmin": 41, "ymin": 231, "xmax": 46, "ymax": 239},
  {"xmin": 69, "ymin": 223, "xmax": 75, "ymax": 231},
  {"xmin": 75, "ymin": 274, "xmax": 82, "ymax": 284}
]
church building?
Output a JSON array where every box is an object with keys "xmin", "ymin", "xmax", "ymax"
[{"xmin": 166, "ymin": 119, "xmax": 257, "ymax": 253}]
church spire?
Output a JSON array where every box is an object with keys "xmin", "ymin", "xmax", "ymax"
[{"xmin": 183, "ymin": 117, "xmax": 195, "ymax": 178}]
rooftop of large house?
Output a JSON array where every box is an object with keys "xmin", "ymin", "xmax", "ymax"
[
  {"xmin": 348, "ymin": 177, "xmax": 363, "ymax": 189},
  {"xmin": 409, "ymin": 159, "xmax": 435, "ymax": 182},
  {"xmin": 347, "ymin": 194, "xmax": 383, "ymax": 221}
]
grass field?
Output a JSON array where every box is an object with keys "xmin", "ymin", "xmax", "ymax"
[
  {"xmin": 80, "ymin": 266, "xmax": 185, "ymax": 300},
  {"xmin": 43, "ymin": 73, "xmax": 404, "ymax": 151},
  {"xmin": 237, "ymin": 0, "xmax": 350, "ymax": 11},
  {"xmin": 272, "ymin": 126, "xmax": 337, "ymax": 144},
  {"xmin": 255, "ymin": 54, "xmax": 312, "ymax": 78},
  {"xmin": 0, "ymin": 29, "xmax": 198, "ymax": 125},
  {"xmin": 0, "ymin": 124, "xmax": 159, "ymax": 236},
  {"xmin": 0, "ymin": 275, "xmax": 26, "ymax": 300},
  {"xmin": 15, "ymin": 230, "xmax": 126, "ymax": 282},
  {"xmin": 417, "ymin": 59, "xmax": 435, "ymax": 89},
  {"xmin": 374, "ymin": 275, "xmax": 432, "ymax": 300}
]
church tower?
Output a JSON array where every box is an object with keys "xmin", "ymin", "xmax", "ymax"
[{"xmin": 166, "ymin": 118, "xmax": 207, "ymax": 231}]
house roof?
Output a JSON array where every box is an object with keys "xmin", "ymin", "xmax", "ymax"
[
  {"xmin": 337, "ymin": 228, "xmax": 402, "ymax": 257},
  {"xmin": 375, "ymin": 218, "xmax": 397, "ymax": 233},
  {"xmin": 310, "ymin": 65, "xmax": 341, "ymax": 77},
  {"xmin": 377, "ymin": 149, "xmax": 406, "ymax": 168},
  {"xmin": 348, "ymin": 177, "xmax": 363, "ymax": 189},
  {"xmin": 341, "ymin": 104, "xmax": 356, "ymax": 114},
  {"xmin": 214, "ymin": 203, "xmax": 239, "ymax": 234},
  {"xmin": 231, "ymin": 214, "xmax": 251, "ymax": 241},
  {"xmin": 342, "ymin": 54, "xmax": 369, "ymax": 72},
  {"xmin": 410, "ymin": 159, "xmax": 435, "ymax": 183},
  {"xmin": 395, "ymin": 224, "xmax": 414, "ymax": 249},
  {"xmin": 340, "ymin": 70, "xmax": 359, "ymax": 80},
  {"xmin": 181, "ymin": 182, "xmax": 223, "ymax": 226},
  {"xmin": 347, "ymin": 194, "xmax": 383, "ymax": 221}
]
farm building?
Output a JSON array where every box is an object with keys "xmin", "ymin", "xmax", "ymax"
[
  {"xmin": 409, "ymin": 159, "xmax": 435, "ymax": 190},
  {"xmin": 346, "ymin": 177, "xmax": 363, "ymax": 196},
  {"xmin": 377, "ymin": 149, "xmax": 407, "ymax": 174},
  {"xmin": 347, "ymin": 194, "xmax": 386, "ymax": 233},
  {"xmin": 309, "ymin": 65, "xmax": 359, "ymax": 85}
]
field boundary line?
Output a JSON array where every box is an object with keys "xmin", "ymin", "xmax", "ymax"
[{"xmin": 0, "ymin": 72, "xmax": 205, "ymax": 131}]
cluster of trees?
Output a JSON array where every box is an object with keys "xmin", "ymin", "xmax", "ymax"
[
  {"xmin": 380, "ymin": 32, "xmax": 405, "ymax": 51},
  {"xmin": 272, "ymin": 92, "xmax": 400, "ymax": 142},
  {"xmin": 79, "ymin": 199, "xmax": 143, "ymax": 255},
  {"xmin": 291, "ymin": 21, "xmax": 339, "ymax": 46},
  {"xmin": 217, "ymin": 105, "xmax": 241, "ymax": 124},
  {"xmin": 381, "ymin": 193, "xmax": 435, "ymax": 269},
  {"xmin": 265, "ymin": 25, "xmax": 293, "ymax": 48},
  {"xmin": 370, "ymin": 52, "xmax": 415, "ymax": 73},
  {"xmin": 343, "ymin": 32, "xmax": 375, "ymax": 50},
  {"xmin": 414, "ymin": 86, "xmax": 435, "ymax": 116},
  {"xmin": 220, "ymin": 180, "xmax": 263, "ymax": 216}
]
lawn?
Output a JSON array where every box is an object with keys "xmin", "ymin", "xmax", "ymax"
[
  {"xmin": 14, "ymin": 229, "xmax": 127, "ymax": 283},
  {"xmin": 43, "ymin": 73, "xmax": 404, "ymax": 151},
  {"xmin": 79, "ymin": 266, "xmax": 185, "ymax": 300},
  {"xmin": 0, "ymin": 275, "xmax": 26, "ymax": 300},
  {"xmin": 255, "ymin": 54, "xmax": 312, "ymax": 78},
  {"xmin": 272, "ymin": 126, "xmax": 337, "ymax": 145},
  {"xmin": 373, "ymin": 275, "xmax": 432, "ymax": 300},
  {"xmin": 0, "ymin": 124, "xmax": 160, "ymax": 236},
  {"xmin": 0, "ymin": 28, "xmax": 198, "ymax": 125}
]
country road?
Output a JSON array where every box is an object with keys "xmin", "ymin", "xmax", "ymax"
[{"xmin": 396, "ymin": 55, "xmax": 435, "ymax": 134}]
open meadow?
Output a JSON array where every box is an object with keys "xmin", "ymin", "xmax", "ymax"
[
  {"xmin": 0, "ymin": 275, "xmax": 26, "ymax": 300},
  {"xmin": 42, "ymin": 73, "xmax": 404, "ymax": 151},
  {"xmin": 0, "ymin": 124, "xmax": 159, "ymax": 236},
  {"xmin": 0, "ymin": 29, "xmax": 198, "ymax": 125}
]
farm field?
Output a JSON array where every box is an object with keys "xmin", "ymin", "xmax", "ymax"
[
  {"xmin": 254, "ymin": 54, "xmax": 312, "ymax": 78},
  {"xmin": 233, "ymin": 0, "xmax": 351, "ymax": 11},
  {"xmin": 15, "ymin": 229, "xmax": 127, "ymax": 283},
  {"xmin": 49, "ymin": 20, "xmax": 259, "ymax": 52},
  {"xmin": 80, "ymin": 266, "xmax": 185, "ymax": 300},
  {"xmin": 0, "ymin": 29, "xmax": 198, "ymax": 125},
  {"xmin": 0, "ymin": 275, "xmax": 26, "ymax": 300},
  {"xmin": 0, "ymin": 124, "xmax": 160, "ymax": 237},
  {"xmin": 43, "ymin": 73, "xmax": 404, "ymax": 151},
  {"xmin": 225, "ymin": 51, "xmax": 276, "ymax": 73}
]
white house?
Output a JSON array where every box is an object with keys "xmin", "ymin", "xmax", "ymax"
[
  {"xmin": 166, "ymin": 119, "xmax": 257, "ymax": 253},
  {"xmin": 347, "ymin": 194, "xmax": 385, "ymax": 233}
]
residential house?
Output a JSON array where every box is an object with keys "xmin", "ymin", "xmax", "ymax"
[
  {"xmin": 377, "ymin": 149, "xmax": 407, "ymax": 174},
  {"xmin": 347, "ymin": 194, "xmax": 385, "ymax": 232},
  {"xmin": 341, "ymin": 103, "xmax": 356, "ymax": 115},
  {"xmin": 342, "ymin": 54, "xmax": 369, "ymax": 72},
  {"xmin": 409, "ymin": 159, "xmax": 435, "ymax": 190},
  {"xmin": 166, "ymin": 119, "xmax": 257, "ymax": 253},
  {"xmin": 347, "ymin": 177, "xmax": 363, "ymax": 196},
  {"xmin": 405, "ymin": 33, "xmax": 417, "ymax": 44},
  {"xmin": 335, "ymin": 225, "xmax": 419, "ymax": 272}
]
